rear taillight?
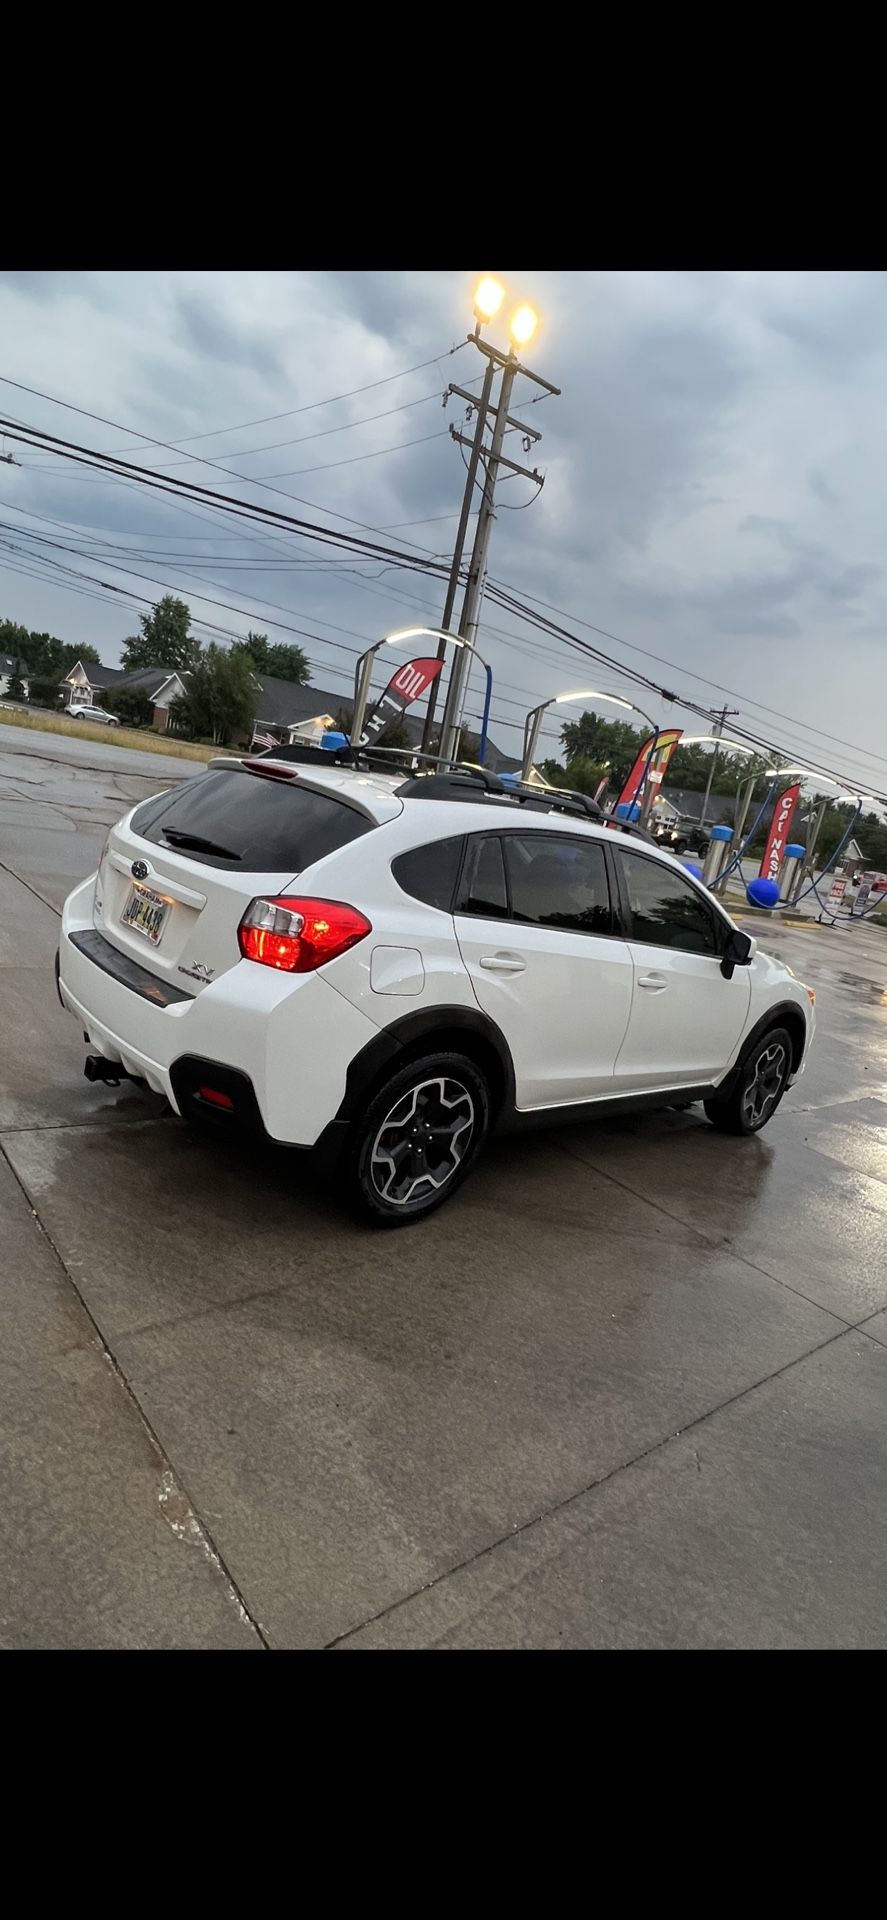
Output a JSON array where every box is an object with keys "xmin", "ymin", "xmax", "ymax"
[{"xmin": 237, "ymin": 896, "xmax": 372, "ymax": 973}]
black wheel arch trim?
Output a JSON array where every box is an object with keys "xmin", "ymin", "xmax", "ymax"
[
  {"xmin": 717, "ymin": 1000, "xmax": 809, "ymax": 1095},
  {"xmin": 328, "ymin": 1004, "xmax": 516, "ymax": 1132}
]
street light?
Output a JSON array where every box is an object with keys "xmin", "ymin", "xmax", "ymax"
[
  {"xmin": 510, "ymin": 303, "xmax": 539, "ymax": 347},
  {"xmin": 350, "ymin": 626, "xmax": 495, "ymax": 765},
  {"xmin": 681, "ymin": 735, "xmax": 760, "ymax": 755},
  {"xmin": 473, "ymin": 279, "xmax": 540, "ymax": 349},
  {"xmin": 521, "ymin": 687, "xmax": 658, "ymax": 783},
  {"xmin": 473, "ymin": 276, "xmax": 506, "ymax": 328}
]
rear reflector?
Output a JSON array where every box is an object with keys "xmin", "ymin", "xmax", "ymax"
[
  {"xmin": 238, "ymin": 896, "xmax": 372, "ymax": 973},
  {"xmin": 197, "ymin": 1085, "xmax": 235, "ymax": 1110}
]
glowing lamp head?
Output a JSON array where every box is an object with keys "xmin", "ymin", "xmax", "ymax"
[
  {"xmin": 510, "ymin": 304, "xmax": 539, "ymax": 347},
  {"xmin": 474, "ymin": 276, "xmax": 505, "ymax": 323}
]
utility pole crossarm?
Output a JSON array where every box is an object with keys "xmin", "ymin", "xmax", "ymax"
[
  {"xmin": 447, "ymin": 383, "xmax": 542, "ymax": 443},
  {"xmin": 448, "ymin": 428, "xmax": 543, "ymax": 486},
  {"xmin": 469, "ymin": 333, "xmax": 562, "ymax": 396}
]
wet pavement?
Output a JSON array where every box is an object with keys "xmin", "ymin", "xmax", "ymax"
[{"xmin": 1, "ymin": 727, "xmax": 885, "ymax": 1648}]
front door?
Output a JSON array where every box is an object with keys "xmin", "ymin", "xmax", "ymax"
[
  {"xmin": 454, "ymin": 831, "xmax": 634, "ymax": 1109},
  {"xmin": 613, "ymin": 849, "xmax": 751, "ymax": 1089}
]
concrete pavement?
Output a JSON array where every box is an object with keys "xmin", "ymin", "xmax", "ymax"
[{"xmin": 1, "ymin": 726, "xmax": 885, "ymax": 1648}]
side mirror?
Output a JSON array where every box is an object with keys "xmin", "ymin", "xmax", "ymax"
[{"xmin": 721, "ymin": 927, "xmax": 755, "ymax": 979}]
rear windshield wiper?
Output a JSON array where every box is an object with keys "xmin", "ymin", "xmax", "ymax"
[{"xmin": 162, "ymin": 828, "xmax": 242, "ymax": 860}]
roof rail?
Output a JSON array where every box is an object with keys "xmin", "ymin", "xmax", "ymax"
[
  {"xmin": 243, "ymin": 744, "xmax": 653, "ymax": 843},
  {"xmin": 395, "ymin": 761, "xmax": 507, "ymax": 800}
]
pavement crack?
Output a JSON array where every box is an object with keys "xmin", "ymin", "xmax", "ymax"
[
  {"xmin": 0, "ymin": 1134, "xmax": 269, "ymax": 1648},
  {"xmin": 0, "ymin": 854, "xmax": 61, "ymax": 917},
  {"xmin": 555, "ymin": 1135, "xmax": 859, "ymax": 1330},
  {"xmin": 326, "ymin": 1321, "xmax": 855, "ymax": 1649}
]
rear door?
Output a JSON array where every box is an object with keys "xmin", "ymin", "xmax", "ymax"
[
  {"xmin": 454, "ymin": 830, "xmax": 634, "ymax": 1109},
  {"xmin": 613, "ymin": 848, "xmax": 751, "ymax": 1089},
  {"xmin": 96, "ymin": 766, "xmax": 375, "ymax": 996}
]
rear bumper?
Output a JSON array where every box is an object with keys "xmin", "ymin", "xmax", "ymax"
[{"xmin": 58, "ymin": 882, "xmax": 381, "ymax": 1147}]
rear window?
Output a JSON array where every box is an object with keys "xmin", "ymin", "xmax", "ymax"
[{"xmin": 130, "ymin": 769, "xmax": 372, "ymax": 872}]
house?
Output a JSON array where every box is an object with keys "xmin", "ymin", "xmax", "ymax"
[
  {"xmin": 53, "ymin": 655, "xmax": 514, "ymax": 762},
  {"xmin": 250, "ymin": 673, "xmax": 513, "ymax": 769},
  {"xmin": 59, "ymin": 659, "xmax": 124, "ymax": 706},
  {"xmin": 58, "ymin": 659, "xmax": 188, "ymax": 728},
  {"xmin": 839, "ymin": 838, "xmax": 865, "ymax": 872},
  {"xmin": 659, "ymin": 785, "xmax": 734, "ymax": 825},
  {"xmin": 112, "ymin": 667, "xmax": 189, "ymax": 730},
  {"xmin": 1, "ymin": 652, "xmax": 32, "ymax": 699}
]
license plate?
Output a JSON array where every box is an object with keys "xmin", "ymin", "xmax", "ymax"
[{"xmin": 121, "ymin": 883, "xmax": 169, "ymax": 945}]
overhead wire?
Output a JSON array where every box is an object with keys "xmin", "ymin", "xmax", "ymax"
[{"xmin": 4, "ymin": 395, "xmax": 885, "ymax": 800}]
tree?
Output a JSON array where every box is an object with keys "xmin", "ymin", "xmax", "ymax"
[
  {"xmin": 169, "ymin": 645, "xmax": 257, "ymax": 745},
  {"xmin": 28, "ymin": 675, "xmax": 63, "ymax": 709},
  {"xmin": 121, "ymin": 596, "xmax": 199, "ymax": 674},
  {"xmin": 232, "ymin": 631, "xmax": 273, "ymax": 673},
  {"xmin": 6, "ymin": 659, "xmax": 25, "ymax": 700},
  {"xmin": 59, "ymin": 641, "xmax": 101, "ymax": 672},
  {"xmin": 559, "ymin": 710, "xmax": 648, "ymax": 791},
  {"xmin": 541, "ymin": 753, "xmax": 610, "ymax": 797},
  {"xmin": 1, "ymin": 619, "xmax": 101, "ymax": 683},
  {"xmin": 233, "ymin": 631, "xmax": 310, "ymax": 685},
  {"xmin": 104, "ymin": 686, "xmax": 154, "ymax": 729}
]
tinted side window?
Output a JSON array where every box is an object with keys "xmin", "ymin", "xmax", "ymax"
[
  {"xmin": 392, "ymin": 836, "xmax": 464, "ymax": 911},
  {"xmin": 455, "ymin": 837, "xmax": 508, "ymax": 918},
  {"xmin": 130, "ymin": 770, "xmax": 371, "ymax": 872},
  {"xmin": 621, "ymin": 852, "xmax": 719, "ymax": 955},
  {"xmin": 504, "ymin": 835, "xmax": 612, "ymax": 935}
]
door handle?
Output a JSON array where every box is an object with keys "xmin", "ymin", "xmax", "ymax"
[
  {"xmin": 637, "ymin": 970, "xmax": 668, "ymax": 991},
  {"xmin": 480, "ymin": 953, "xmax": 526, "ymax": 973}
]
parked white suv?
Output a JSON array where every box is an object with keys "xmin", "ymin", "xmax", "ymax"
[{"xmin": 57, "ymin": 755, "xmax": 815, "ymax": 1225}]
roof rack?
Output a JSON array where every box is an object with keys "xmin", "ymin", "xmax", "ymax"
[
  {"xmin": 246, "ymin": 744, "xmax": 655, "ymax": 844},
  {"xmin": 394, "ymin": 765, "xmax": 656, "ymax": 841}
]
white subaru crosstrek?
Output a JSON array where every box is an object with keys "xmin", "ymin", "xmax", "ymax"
[{"xmin": 57, "ymin": 754, "xmax": 816, "ymax": 1226}]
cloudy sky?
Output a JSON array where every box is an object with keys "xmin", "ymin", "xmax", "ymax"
[{"xmin": 1, "ymin": 268, "xmax": 886, "ymax": 789}]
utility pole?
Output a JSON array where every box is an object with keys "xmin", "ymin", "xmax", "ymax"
[
  {"xmin": 421, "ymin": 357, "xmax": 496, "ymax": 753},
  {"xmin": 700, "ymin": 705, "xmax": 738, "ymax": 828},
  {"xmin": 437, "ymin": 338, "xmax": 559, "ymax": 763}
]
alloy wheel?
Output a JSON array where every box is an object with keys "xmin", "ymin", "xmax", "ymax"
[
  {"xmin": 370, "ymin": 1076, "xmax": 475, "ymax": 1207},
  {"xmin": 741, "ymin": 1040, "xmax": 789, "ymax": 1128}
]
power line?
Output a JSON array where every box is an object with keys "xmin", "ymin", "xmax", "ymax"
[
  {"xmin": 107, "ymin": 385, "xmax": 482, "ymax": 471},
  {"xmin": 244, "ymin": 426, "xmax": 450, "ymax": 482},
  {"xmin": 488, "ymin": 576, "xmax": 887, "ymax": 775},
  {"xmin": 0, "ymin": 416, "xmax": 455, "ymax": 577},
  {"xmin": 0, "ymin": 367, "xmax": 466, "ymax": 557},
  {"xmin": 10, "ymin": 364, "xmax": 886, "ymax": 777},
  {"xmin": 20, "ymin": 421, "xmax": 453, "ymax": 491},
  {"xmin": 82, "ymin": 347, "xmax": 473, "ymax": 455},
  {"xmin": 6, "ymin": 403, "xmax": 885, "ymax": 796}
]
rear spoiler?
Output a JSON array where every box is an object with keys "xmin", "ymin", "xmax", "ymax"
[{"xmin": 204, "ymin": 754, "xmax": 400, "ymax": 824}]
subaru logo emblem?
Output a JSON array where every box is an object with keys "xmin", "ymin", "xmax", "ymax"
[{"xmin": 131, "ymin": 860, "xmax": 149, "ymax": 881}]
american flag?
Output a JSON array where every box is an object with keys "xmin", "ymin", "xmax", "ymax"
[{"xmin": 250, "ymin": 729, "xmax": 277, "ymax": 752}]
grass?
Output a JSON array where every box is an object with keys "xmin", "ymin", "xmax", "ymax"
[{"xmin": 0, "ymin": 705, "xmax": 235, "ymax": 763}]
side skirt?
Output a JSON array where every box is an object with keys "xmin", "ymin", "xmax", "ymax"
[{"xmin": 499, "ymin": 1084, "xmax": 718, "ymax": 1135}]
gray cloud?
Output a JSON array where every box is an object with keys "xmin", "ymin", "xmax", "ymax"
[{"xmin": 1, "ymin": 268, "xmax": 887, "ymax": 785}]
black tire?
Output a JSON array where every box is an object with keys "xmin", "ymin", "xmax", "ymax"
[
  {"xmin": 704, "ymin": 1025, "xmax": 793, "ymax": 1136},
  {"xmin": 674, "ymin": 838, "xmax": 688, "ymax": 855},
  {"xmin": 347, "ymin": 1050, "xmax": 491, "ymax": 1227}
]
